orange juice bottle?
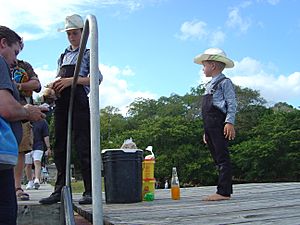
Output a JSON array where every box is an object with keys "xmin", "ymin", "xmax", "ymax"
[
  {"xmin": 171, "ymin": 186, "xmax": 180, "ymax": 200},
  {"xmin": 171, "ymin": 167, "xmax": 180, "ymax": 200}
]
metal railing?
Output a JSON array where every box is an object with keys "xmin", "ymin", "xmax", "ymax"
[{"xmin": 62, "ymin": 14, "xmax": 103, "ymax": 225}]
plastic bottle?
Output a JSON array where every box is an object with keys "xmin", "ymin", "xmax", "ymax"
[
  {"xmin": 164, "ymin": 180, "xmax": 168, "ymax": 189},
  {"xmin": 171, "ymin": 167, "xmax": 180, "ymax": 200}
]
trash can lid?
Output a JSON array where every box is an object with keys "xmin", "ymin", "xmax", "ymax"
[{"xmin": 101, "ymin": 148, "xmax": 143, "ymax": 154}]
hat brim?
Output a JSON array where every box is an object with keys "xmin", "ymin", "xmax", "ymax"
[
  {"xmin": 57, "ymin": 27, "xmax": 83, "ymax": 32},
  {"xmin": 194, "ymin": 53, "xmax": 234, "ymax": 68}
]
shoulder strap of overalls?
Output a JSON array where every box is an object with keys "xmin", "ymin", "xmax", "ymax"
[
  {"xmin": 211, "ymin": 77, "xmax": 228, "ymax": 94},
  {"xmin": 59, "ymin": 49, "xmax": 68, "ymax": 66}
]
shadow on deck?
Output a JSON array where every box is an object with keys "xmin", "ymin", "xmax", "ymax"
[{"xmin": 17, "ymin": 183, "xmax": 91, "ymax": 225}]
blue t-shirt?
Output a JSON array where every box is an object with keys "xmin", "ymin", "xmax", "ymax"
[
  {"xmin": 32, "ymin": 119, "xmax": 49, "ymax": 150},
  {"xmin": 0, "ymin": 56, "xmax": 22, "ymax": 144}
]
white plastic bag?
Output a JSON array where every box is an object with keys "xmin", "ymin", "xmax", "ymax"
[{"xmin": 120, "ymin": 138, "xmax": 137, "ymax": 149}]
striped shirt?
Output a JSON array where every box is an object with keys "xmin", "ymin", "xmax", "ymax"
[{"xmin": 57, "ymin": 46, "xmax": 103, "ymax": 94}]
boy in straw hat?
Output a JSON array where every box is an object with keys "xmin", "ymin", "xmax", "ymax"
[
  {"xmin": 194, "ymin": 48, "xmax": 237, "ymax": 201},
  {"xmin": 39, "ymin": 14, "xmax": 103, "ymax": 205}
]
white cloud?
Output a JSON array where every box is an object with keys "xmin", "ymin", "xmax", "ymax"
[
  {"xmin": 98, "ymin": 64, "xmax": 156, "ymax": 115},
  {"xmin": 267, "ymin": 0, "xmax": 280, "ymax": 5},
  {"xmin": 177, "ymin": 20, "xmax": 225, "ymax": 46},
  {"xmin": 0, "ymin": 0, "xmax": 151, "ymax": 41},
  {"xmin": 122, "ymin": 66, "xmax": 135, "ymax": 76},
  {"xmin": 33, "ymin": 63, "xmax": 156, "ymax": 115},
  {"xmin": 226, "ymin": 8, "xmax": 251, "ymax": 33},
  {"xmin": 34, "ymin": 67, "xmax": 57, "ymax": 87},
  {"xmin": 32, "ymin": 66, "xmax": 57, "ymax": 102},
  {"xmin": 18, "ymin": 32, "xmax": 48, "ymax": 42},
  {"xmin": 198, "ymin": 57, "xmax": 300, "ymax": 107},
  {"xmin": 88, "ymin": 0, "xmax": 144, "ymax": 11},
  {"xmin": 209, "ymin": 30, "xmax": 226, "ymax": 46},
  {"xmin": 256, "ymin": 0, "xmax": 280, "ymax": 6},
  {"xmin": 177, "ymin": 20, "xmax": 208, "ymax": 41},
  {"xmin": 240, "ymin": 1, "xmax": 253, "ymax": 8},
  {"xmin": 0, "ymin": 0, "xmax": 83, "ymax": 39}
]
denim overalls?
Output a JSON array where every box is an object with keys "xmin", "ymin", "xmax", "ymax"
[{"xmin": 202, "ymin": 77, "xmax": 232, "ymax": 197}]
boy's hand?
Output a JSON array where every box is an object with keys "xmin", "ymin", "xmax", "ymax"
[
  {"xmin": 52, "ymin": 77, "xmax": 73, "ymax": 93},
  {"xmin": 224, "ymin": 123, "xmax": 235, "ymax": 140},
  {"xmin": 203, "ymin": 133, "xmax": 207, "ymax": 144}
]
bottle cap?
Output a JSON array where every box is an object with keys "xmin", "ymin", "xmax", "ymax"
[{"xmin": 145, "ymin": 155, "xmax": 155, "ymax": 160}]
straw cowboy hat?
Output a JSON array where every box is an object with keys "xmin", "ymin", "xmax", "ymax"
[
  {"xmin": 194, "ymin": 48, "xmax": 234, "ymax": 68},
  {"xmin": 58, "ymin": 14, "xmax": 84, "ymax": 32}
]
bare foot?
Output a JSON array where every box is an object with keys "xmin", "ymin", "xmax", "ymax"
[{"xmin": 202, "ymin": 193, "xmax": 230, "ymax": 201}]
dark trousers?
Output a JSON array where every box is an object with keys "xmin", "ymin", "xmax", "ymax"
[
  {"xmin": 204, "ymin": 126, "xmax": 232, "ymax": 196},
  {"xmin": 53, "ymin": 106, "xmax": 91, "ymax": 195},
  {"xmin": 0, "ymin": 169, "xmax": 17, "ymax": 225},
  {"xmin": 202, "ymin": 92, "xmax": 233, "ymax": 197}
]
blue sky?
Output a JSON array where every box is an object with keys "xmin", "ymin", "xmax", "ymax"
[{"xmin": 2, "ymin": 0, "xmax": 299, "ymax": 113}]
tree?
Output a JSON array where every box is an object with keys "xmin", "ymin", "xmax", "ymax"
[
  {"xmin": 100, "ymin": 106, "xmax": 127, "ymax": 149},
  {"xmin": 231, "ymin": 110, "xmax": 300, "ymax": 181},
  {"xmin": 235, "ymin": 86, "xmax": 267, "ymax": 112},
  {"xmin": 272, "ymin": 102, "xmax": 296, "ymax": 112}
]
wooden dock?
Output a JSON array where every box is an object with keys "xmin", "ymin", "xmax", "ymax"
[
  {"xmin": 73, "ymin": 182, "xmax": 300, "ymax": 225},
  {"xmin": 17, "ymin": 182, "xmax": 300, "ymax": 224}
]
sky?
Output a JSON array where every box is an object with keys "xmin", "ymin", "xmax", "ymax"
[{"xmin": 1, "ymin": 0, "xmax": 299, "ymax": 114}]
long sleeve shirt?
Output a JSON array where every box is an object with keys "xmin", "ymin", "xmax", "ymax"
[{"xmin": 204, "ymin": 73, "xmax": 237, "ymax": 124}]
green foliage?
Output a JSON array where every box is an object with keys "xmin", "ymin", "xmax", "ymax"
[{"xmin": 232, "ymin": 109, "xmax": 300, "ymax": 181}]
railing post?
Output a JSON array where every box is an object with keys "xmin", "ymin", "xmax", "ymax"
[{"xmin": 88, "ymin": 14, "xmax": 103, "ymax": 225}]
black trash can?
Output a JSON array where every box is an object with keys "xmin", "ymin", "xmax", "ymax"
[{"xmin": 102, "ymin": 149, "xmax": 143, "ymax": 203}]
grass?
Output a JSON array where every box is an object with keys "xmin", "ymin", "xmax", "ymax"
[
  {"xmin": 49, "ymin": 178, "xmax": 105, "ymax": 193},
  {"xmin": 71, "ymin": 180, "xmax": 85, "ymax": 193}
]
